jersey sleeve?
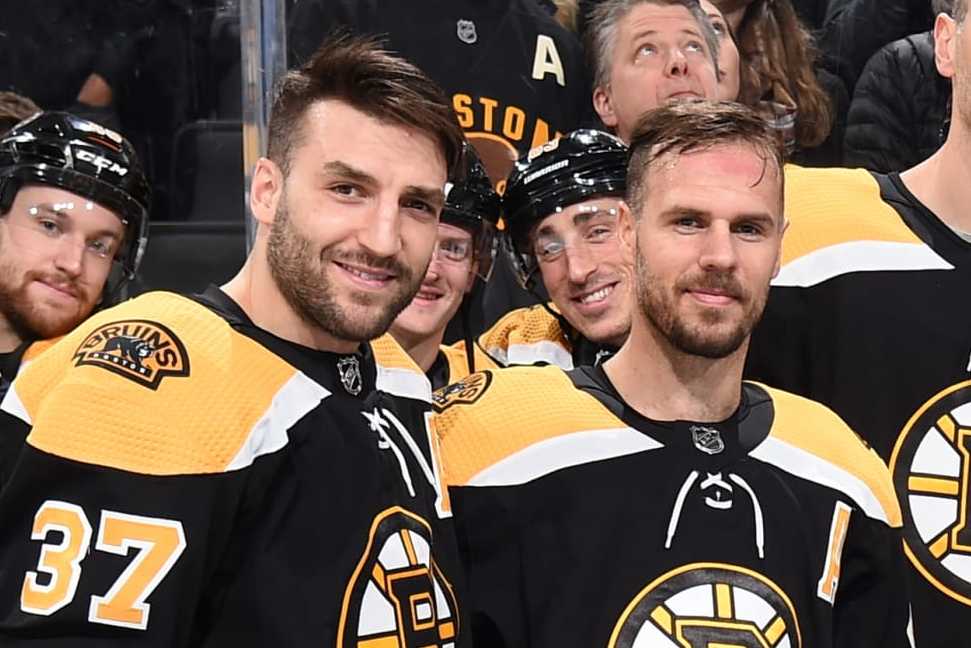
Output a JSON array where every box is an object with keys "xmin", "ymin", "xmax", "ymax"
[
  {"xmin": 833, "ymin": 513, "xmax": 912, "ymax": 647},
  {"xmin": 0, "ymin": 295, "xmax": 306, "ymax": 645}
]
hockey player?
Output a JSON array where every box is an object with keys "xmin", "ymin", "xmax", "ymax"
[
  {"xmin": 482, "ymin": 129, "xmax": 632, "ymax": 368},
  {"xmin": 0, "ymin": 111, "xmax": 150, "ymax": 404},
  {"xmin": 744, "ymin": 3, "xmax": 971, "ymax": 645},
  {"xmin": 0, "ymin": 34, "xmax": 465, "ymax": 646},
  {"xmin": 435, "ymin": 100, "xmax": 911, "ymax": 647},
  {"xmin": 390, "ymin": 147, "xmax": 501, "ymax": 389}
]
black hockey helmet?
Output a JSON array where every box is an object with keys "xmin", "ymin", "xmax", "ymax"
[
  {"xmin": 0, "ymin": 111, "xmax": 151, "ymax": 295},
  {"xmin": 502, "ymin": 129, "xmax": 627, "ymax": 288},
  {"xmin": 442, "ymin": 145, "xmax": 501, "ymax": 281}
]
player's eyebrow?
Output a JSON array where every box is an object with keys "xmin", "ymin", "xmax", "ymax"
[{"xmin": 320, "ymin": 160, "xmax": 376, "ymax": 186}]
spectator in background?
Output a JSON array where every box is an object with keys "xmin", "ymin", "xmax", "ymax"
[
  {"xmin": 0, "ymin": 1, "xmax": 140, "ymax": 132},
  {"xmin": 844, "ymin": 0, "xmax": 952, "ymax": 172},
  {"xmin": 713, "ymin": 0, "xmax": 848, "ymax": 166},
  {"xmin": 588, "ymin": 0, "xmax": 720, "ymax": 143},
  {"xmin": 288, "ymin": 0, "xmax": 596, "ymax": 335},
  {"xmin": 0, "ymin": 93, "xmax": 40, "ymax": 135}
]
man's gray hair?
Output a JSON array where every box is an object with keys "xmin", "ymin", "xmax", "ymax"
[{"xmin": 585, "ymin": 0, "xmax": 720, "ymax": 90}]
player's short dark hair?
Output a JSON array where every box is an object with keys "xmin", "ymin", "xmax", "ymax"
[
  {"xmin": 585, "ymin": 0, "xmax": 720, "ymax": 89},
  {"xmin": 267, "ymin": 32, "xmax": 464, "ymax": 177},
  {"xmin": 0, "ymin": 92, "xmax": 40, "ymax": 136},
  {"xmin": 626, "ymin": 100, "xmax": 785, "ymax": 216}
]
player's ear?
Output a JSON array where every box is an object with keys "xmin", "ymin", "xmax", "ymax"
[
  {"xmin": 593, "ymin": 85, "xmax": 619, "ymax": 129},
  {"xmin": 249, "ymin": 157, "xmax": 284, "ymax": 227},
  {"xmin": 617, "ymin": 201, "xmax": 635, "ymax": 254},
  {"xmin": 935, "ymin": 12, "xmax": 959, "ymax": 79}
]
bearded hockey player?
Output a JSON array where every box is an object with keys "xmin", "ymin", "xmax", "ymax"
[
  {"xmin": 0, "ymin": 111, "xmax": 150, "ymax": 403},
  {"xmin": 435, "ymin": 100, "xmax": 911, "ymax": 648},
  {"xmin": 0, "ymin": 35, "xmax": 466, "ymax": 646}
]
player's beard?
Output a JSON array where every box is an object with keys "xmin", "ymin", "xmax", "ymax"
[
  {"xmin": 267, "ymin": 200, "xmax": 423, "ymax": 344},
  {"xmin": 0, "ymin": 236, "xmax": 91, "ymax": 343},
  {"xmin": 633, "ymin": 245, "xmax": 766, "ymax": 359}
]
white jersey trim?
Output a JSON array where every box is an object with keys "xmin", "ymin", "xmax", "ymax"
[
  {"xmin": 468, "ymin": 426, "xmax": 662, "ymax": 487},
  {"xmin": 226, "ymin": 372, "xmax": 329, "ymax": 471},
  {"xmin": 750, "ymin": 436, "xmax": 892, "ymax": 524},
  {"xmin": 0, "ymin": 383, "xmax": 30, "ymax": 426},
  {"xmin": 491, "ymin": 340, "xmax": 574, "ymax": 369},
  {"xmin": 376, "ymin": 366, "xmax": 432, "ymax": 403},
  {"xmin": 773, "ymin": 240, "xmax": 953, "ymax": 287}
]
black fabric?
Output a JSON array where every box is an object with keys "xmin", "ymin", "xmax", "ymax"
[
  {"xmin": 790, "ymin": 66, "xmax": 851, "ymax": 167},
  {"xmin": 0, "ymin": 342, "xmax": 30, "ymax": 404},
  {"xmin": 820, "ymin": 0, "xmax": 934, "ymax": 91},
  {"xmin": 428, "ymin": 350, "xmax": 452, "ymax": 392},
  {"xmin": 746, "ymin": 171, "xmax": 971, "ymax": 647},
  {"xmin": 844, "ymin": 31, "xmax": 950, "ymax": 173}
]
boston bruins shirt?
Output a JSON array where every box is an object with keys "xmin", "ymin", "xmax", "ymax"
[
  {"xmin": 435, "ymin": 364, "xmax": 909, "ymax": 648},
  {"xmin": 472, "ymin": 302, "xmax": 616, "ymax": 370},
  {"xmin": 747, "ymin": 167, "xmax": 971, "ymax": 647},
  {"xmin": 0, "ymin": 287, "xmax": 461, "ymax": 646}
]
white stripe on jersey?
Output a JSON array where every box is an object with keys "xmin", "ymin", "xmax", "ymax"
[
  {"xmin": 225, "ymin": 372, "xmax": 330, "ymax": 471},
  {"xmin": 467, "ymin": 426, "xmax": 662, "ymax": 487},
  {"xmin": 750, "ymin": 435, "xmax": 894, "ymax": 525},
  {"xmin": 376, "ymin": 365, "xmax": 433, "ymax": 403},
  {"xmin": 773, "ymin": 240, "xmax": 953, "ymax": 288},
  {"xmin": 491, "ymin": 340, "xmax": 574, "ymax": 369},
  {"xmin": 0, "ymin": 383, "xmax": 30, "ymax": 426}
]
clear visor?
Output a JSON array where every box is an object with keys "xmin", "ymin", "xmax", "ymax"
[
  {"xmin": 513, "ymin": 204, "xmax": 623, "ymax": 287},
  {"xmin": 3, "ymin": 201, "xmax": 130, "ymax": 293},
  {"xmin": 434, "ymin": 219, "xmax": 498, "ymax": 282}
]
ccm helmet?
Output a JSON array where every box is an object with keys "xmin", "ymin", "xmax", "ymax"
[
  {"xmin": 502, "ymin": 129, "xmax": 627, "ymax": 288},
  {"xmin": 0, "ymin": 111, "xmax": 151, "ymax": 295},
  {"xmin": 442, "ymin": 145, "xmax": 501, "ymax": 281}
]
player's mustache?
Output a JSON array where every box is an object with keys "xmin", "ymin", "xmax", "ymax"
[
  {"xmin": 677, "ymin": 271, "xmax": 746, "ymax": 301},
  {"xmin": 25, "ymin": 270, "xmax": 82, "ymax": 299},
  {"xmin": 325, "ymin": 249, "xmax": 412, "ymax": 283}
]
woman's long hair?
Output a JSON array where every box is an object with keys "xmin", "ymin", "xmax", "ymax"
[{"xmin": 727, "ymin": 0, "xmax": 834, "ymax": 149}]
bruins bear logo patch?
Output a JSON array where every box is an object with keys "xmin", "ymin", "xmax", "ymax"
[
  {"xmin": 609, "ymin": 563, "xmax": 801, "ymax": 648},
  {"xmin": 891, "ymin": 380, "xmax": 971, "ymax": 606},
  {"xmin": 73, "ymin": 320, "xmax": 190, "ymax": 389},
  {"xmin": 432, "ymin": 371, "xmax": 492, "ymax": 412}
]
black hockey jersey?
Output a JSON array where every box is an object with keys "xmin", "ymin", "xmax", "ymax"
[
  {"xmin": 747, "ymin": 166, "xmax": 971, "ymax": 647},
  {"xmin": 0, "ymin": 287, "xmax": 461, "ymax": 646},
  {"xmin": 434, "ymin": 364, "xmax": 909, "ymax": 647}
]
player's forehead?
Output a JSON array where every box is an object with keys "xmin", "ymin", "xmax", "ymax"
[
  {"xmin": 291, "ymin": 99, "xmax": 448, "ymax": 193},
  {"xmin": 11, "ymin": 184, "xmax": 124, "ymax": 232}
]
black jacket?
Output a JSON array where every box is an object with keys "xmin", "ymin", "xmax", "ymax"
[
  {"xmin": 844, "ymin": 31, "xmax": 950, "ymax": 173},
  {"xmin": 821, "ymin": 0, "xmax": 934, "ymax": 90}
]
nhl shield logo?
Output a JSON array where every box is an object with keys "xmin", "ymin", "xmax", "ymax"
[
  {"xmin": 456, "ymin": 19, "xmax": 477, "ymax": 44},
  {"xmin": 691, "ymin": 425, "xmax": 725, "ymax": 455},
  {"xmin": 337, "ymin": 355, "xmax": 362, "ymax": 395}
]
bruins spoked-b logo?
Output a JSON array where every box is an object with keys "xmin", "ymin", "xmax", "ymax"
[
  {"xmin": 73, "ymin": 320, "xmax": 189, "ymax": 389},
  {"xmin": 609, "ymin": 563, "xmax": 801, "ymax": 648},
  {"xmin": 338, "ymin": 507, "xmax": 459, "ymax": 648},
  {"xmin": 891, "ymin": 380, "xmax": 971, "ymax": 606}
]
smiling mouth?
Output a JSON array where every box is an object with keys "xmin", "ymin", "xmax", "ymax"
[
  {"xmin": 574, "ymin": 283, "xmax": 616, "ymax": 305},
  {"xmin": 336, "ymin": 261, "xmax": 395, "ymax": 283},
  {"xmin": 414, "ymin": 287, "xmax": 444, "ymax": 301}
]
